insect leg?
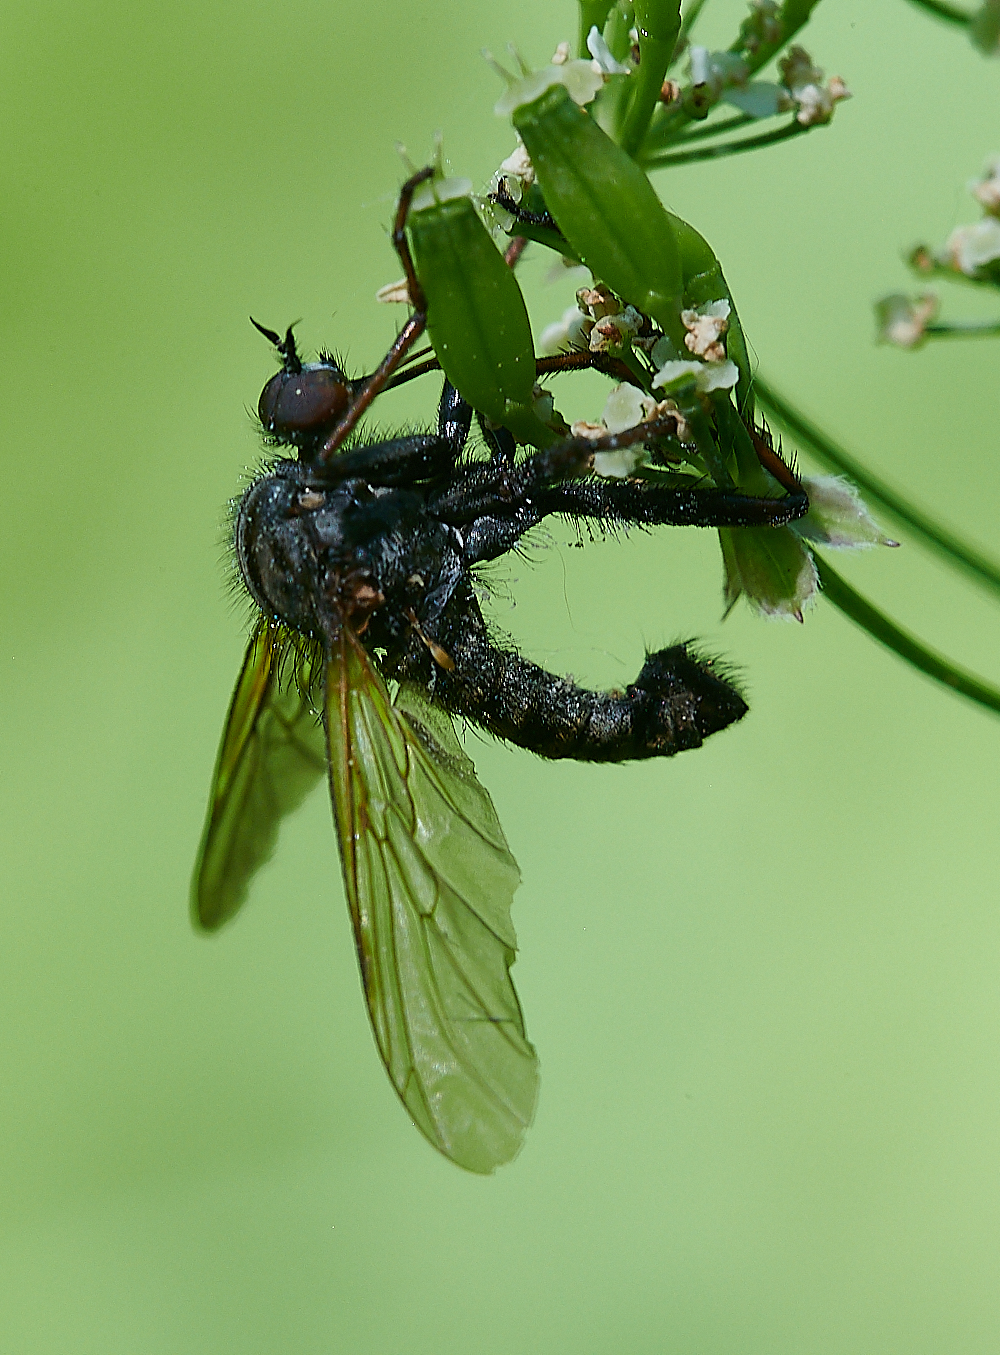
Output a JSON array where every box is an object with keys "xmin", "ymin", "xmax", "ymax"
[
  {"xmin": 318, "ymin": 166, "xmax": 435, "ymax": 462},
  {"xmin": 538, "ymin": 475, "xmax": 808, "ymax": 529}
]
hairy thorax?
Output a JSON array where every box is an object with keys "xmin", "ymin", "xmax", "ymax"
[{"xmin": 234, "ymin": 460, "xmax": 460, "ymax": 643}]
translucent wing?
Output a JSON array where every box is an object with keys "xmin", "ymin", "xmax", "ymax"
[
  {"xmin": 192, "ymin": 624, "xmax": 327, "ymax": 930},
  {"xmin": 325, "ymin": 631, "xmax": 538, "ymax": 1173}
]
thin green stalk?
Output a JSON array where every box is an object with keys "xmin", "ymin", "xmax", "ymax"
[
  {"xmin": 755, "ymin": 376, "xmax": 1000, "ymax": 599},
  {"xmin": 642, "ymin": 117, "xmax": 806, "ymax": 168},
  {"xmin": 815, "ymin": 554, "xmax": 1000, "ymax": 716},
  {"xmin": 618, "ymin": 2, "xmax": 683, "ymax": 155},
  {"xmin": 926, "ymin": 319, "xmax": 1000, "ymax": 338},
  {"xmin": 673, "ymin": 111, "xmax": 755, "ymax": 145},
  {"xmin": 905, "ymin": 0, "xmax": 972, "ymax": 24},
  {"xmin": 578, "ymin": 0, "xmax": 615, "ymax": 58},
  {"xmin": 676, "ymin": 0, "xmax": 709, "ymax": 51},
  {"xmin": 739, "ymin": 0, "xmax": 826, "ymax": 77}
]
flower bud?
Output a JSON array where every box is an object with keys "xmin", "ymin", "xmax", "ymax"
[
  {"xmin": 720, "ymin": 525, "xmax": 818, "ymax": 622},
  {"xmin": 791, "ymin": 476, "xmax": 899, "ymax": 549}
]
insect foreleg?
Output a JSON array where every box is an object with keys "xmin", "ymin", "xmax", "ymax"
[{"xmin": 538, "ymin": 476, "xmax": 808, "ymax": 529}]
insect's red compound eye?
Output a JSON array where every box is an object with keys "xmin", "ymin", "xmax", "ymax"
[{"xmin": 258, "ymin": 364, "xmax": 353, "ymax": 443}]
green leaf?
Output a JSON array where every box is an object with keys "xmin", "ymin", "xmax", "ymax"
[
  {"xmin": 512, "ymin": 83, "xmax": 685, "ymax": 348},
  {"xmin": 408, "ymin": 188, "xmax": 553, "ymax": 446}
]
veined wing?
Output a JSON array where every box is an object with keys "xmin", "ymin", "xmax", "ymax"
[
  {"xmin": 325, "ymin": 631, "xmax": 538, "ymax": 1173},
  {"xmin": 193, "ymin": 624, "xmax": 327, "ymax": 930}
]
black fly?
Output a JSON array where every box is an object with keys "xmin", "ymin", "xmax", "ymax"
[{"xmin": 192, "ymin": 169, "xmax": 808, "ymax": 1173}]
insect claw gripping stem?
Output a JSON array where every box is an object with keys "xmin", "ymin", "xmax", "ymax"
[{"xmin": 318, "ymin": 165, "xmax": 435, "ymax": 464}]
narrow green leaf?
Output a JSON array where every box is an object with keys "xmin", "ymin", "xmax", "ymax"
[
  {"xmin": 409, "ymin": 191, "xmax": 554, "ymax": 446},
  {"xmin": 815, "ymin": 554, "xmax": 1000, "ymax": 717},
  {"xmin": 512, "ymin": 83, "xmax": 685, "ymax": 348}
]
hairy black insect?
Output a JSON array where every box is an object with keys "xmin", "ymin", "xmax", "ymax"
[{"xmin": 193, "ymin": 169, "xmax": 808, "ymax": 1173}]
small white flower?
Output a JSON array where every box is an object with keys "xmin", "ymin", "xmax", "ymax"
[
  {"xmin": 551, "ymin": 40, "xmax": 571, "ymax": 66},
  {"xmin": 689, "ymin": 44, "xmax": 711, "ymax": 85},
  {"xmin": 791, "ymin": 476, "xmax": 899, "ymax": 549},
  {"xmin": 593, "ymin": 446, "xmax": 646, "ymax": 478},
  {"xmin": 586, "ymin": 25, "xmax": 630, "ymax": 75},
  {"xmin": 539, "ymin": 304, "xmax": 592, "ymax": 355},
  {"xmin": 874, "ymin": 293, "xmax": 938, "ymax": 348},
  {"xmin": 681, "ymin": 299, "xmax": 730, "ymax": 361},
  {"xmin": 970, "ymin": 154, "xmax": 1000, "ymax": 215},
  {"xmin": 601, "ymin": 384, "xmax": 654, "ymax": 433},
  {"xmin": 492, "ymin": 52, "xmax": 604, "ymax": 116},
  {"xmin": 589, "ymin": 306, "xmax": 642, "ymax": 352},
  {"xmin": 499, "ymin": 141, "xmax": 535, "ymax": 189},
  {"xmin": 652, "ymin": 357, "xmax": 739, "ymax": 393},
  {"xmin": 942, "ymin": 217, "xmax": 1000, "ymax": 275},
  {"xmin": 778, "ymin": 46, "xmax": 850, "ymax": 125}
]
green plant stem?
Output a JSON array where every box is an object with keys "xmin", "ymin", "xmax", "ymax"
[
  {"xmin": 815, "ymin": 555, "xmax": 1000, "ymax": 716},
  {"xmin": 620, "ymin": 35, "xmax": 677, "ymax": 156},
  {"xmin": 905, "ymin": 0, "xmax": 972, "ymax": 24},
  {"xmin": 755, "ymin": 376, "xmax": 1000, "ymax": 599},
  {"xmin": 641, "ymin": 118, "xmax": 807, "ymax": 167},
  {"xmin": 926, "ymin": 319, "xmax": 1000, "ymax": 337},
  {"xmin": 676, "ymin": 0, "xmax": 709, "ymax": 52},
  {"xmin": 578, "ymin": 0, "xmax": 615, "ymax": 57},
  {"xmin": 674, "ymin": 111, "xmax": 755, "ymax": 144},
  {"xmin": 739, "ymin": 0, "xmax": 827, "ymax": 76}
]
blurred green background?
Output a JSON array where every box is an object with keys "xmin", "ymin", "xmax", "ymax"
[{"xmin": 3, "ymin": 0, "xmax": 1000, "ymax": 1350}]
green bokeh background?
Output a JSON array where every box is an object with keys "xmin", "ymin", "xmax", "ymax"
[{"xmin": 3, "ymin": 1, "xmax": 1000, "ymax": 1349}]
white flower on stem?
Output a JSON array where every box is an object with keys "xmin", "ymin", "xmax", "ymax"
[
  {"xmin": 540, "ymin": 304, "xmax": 592, "ymax": 354},
  {"xmin": 941, "ymin": 217, "xmax": 1000, "ymax": 275},
  {"xmin": 586, "ymin": 25, "xmax": 630, "ymax": 75},
  {"xmin": 652, "ymin": 356, "xmax": 740, "ymax": 393},
  {"xmin": 791, "ymin": 476, "xmax": 899, "ymax": 549},
  {"xmin": 490, "ymin": 44, "xmax": 605, "ymax": 116},
  {"xmin": 681, "ymin": 299, "xmax": 730, "ymax": 361},
  {"xmin": 874, "ymin": 293, "xmax": 938, "ymax": 348},
  {"xmin": 589, "ymin": 306, "xmax": 642, "ymax": 352},
  {"xmin": 576, "ymin": 283, "xmax": 621, "ymax": 320},
  {"xmin": 779, "ymin": 46, "xmax": 850, "ymax": 126},
  {"xmin": 499, "ymin": 141, "xmax": 535, "ymax": 192},
  {"xmin": 970, "ymin": 154, "xmax": 1000, "ymax": 215}
]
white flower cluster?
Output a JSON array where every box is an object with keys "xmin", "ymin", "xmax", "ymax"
[{"xmin": 778, "ymin": 46, "xmax": 851, "ymax": 127}]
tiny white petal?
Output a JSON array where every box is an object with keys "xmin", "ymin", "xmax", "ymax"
[
  {"xmin": 652, "ymin": 359, "xmax": 704, "ymax": 388},
  {"xmin": 586, "ymin": 25, "xmax": 630, "ymax": 75},
  {"xmin": 410, "ymin": 176, "xmax": 473, "ymax": 214},
  {"xmin": 593, "ymin": 446, "xmax": 645, "ymax": 478},
  {"xmin": 689, "ymin": 45, "xmax": 710, "ymax": 85},
  {"xmin": 601, "ymin": 383, "xmax": 647, "ymax": 433},
  {"xmin": 943, "ymin": 217, "xmax": 1000, "ymax": 274},
  {"xmin": 698, "ymin": 359, "xmax": 739, "ymax": 391}
]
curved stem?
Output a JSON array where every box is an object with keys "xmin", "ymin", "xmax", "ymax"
[
  {"xmin": 673, "ymin": 112, "xmax": 755, "ymax": 145},
  {"xmin": 755, "ymin": 376, "xmax": 1000, "ymax": 600},
  {"xmin": 815, "ymin": 554, "xmax": 1000, "ymax": 716},
  {"xmin": 905, "ymin": 0, "xmax": 972, "ymax": 24},
  {"xmin": 641, "ymin": 118, "xmax": 807, "ymax": 168},
  {"xmin": 926, "ymin": 319, "xmax": 1000, "ymax": 338}
]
